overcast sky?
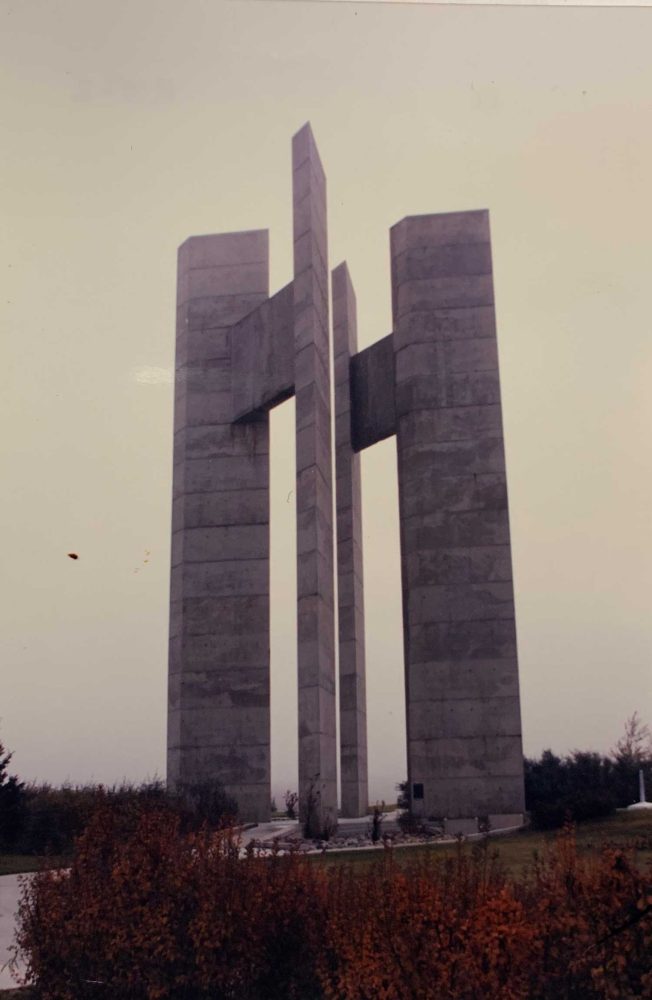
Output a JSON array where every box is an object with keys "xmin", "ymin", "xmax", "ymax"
[{"xmin": 2, "ymin": 0, "xmax": 651, "ymax": 805}]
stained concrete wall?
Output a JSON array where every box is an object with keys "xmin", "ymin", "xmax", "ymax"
[
  {"xmin": 390, "ymin": 211, "xmax": 525, "ymax": 831},
  {"xmin": 332, "ymin": 262, "xmax": 369, "ymax": 817},
  {"xmin": 169, "ymin": 230, "xmax": 271, "ymax": 823},
  {"xmin": 292, "ymin": 124, "xmax": 338, "ymax": 833},
  {"xmin": 350, "ymin": 333, "xmax": 396, "ymax": 452},
  {"xmin": 231, "ymin": 281, "xmax": 294, "ymax": 422}
]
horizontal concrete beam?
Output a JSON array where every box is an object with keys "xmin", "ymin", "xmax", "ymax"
[
  {"xmin": 231, "ymin": 281, "xmax": 295, "ymax": 421},
  {"xmin": 350, "ymin": 333, "xmax": 397, "ymax": 452}
]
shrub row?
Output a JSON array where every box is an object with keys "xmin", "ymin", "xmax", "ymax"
[
  {"xmin": 1, "ymin": 781, "xmax": 237, "ymax": 856},
  {"xmin": 525, "ymin": 750, "xmax": 649, "ymax": 829},
  {"xmin": 14, "ymin": 803, "xmax": 652, "ymax": 1000}
]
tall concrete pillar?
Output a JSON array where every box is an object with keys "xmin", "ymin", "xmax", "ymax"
[
  {"xmin": 168, "ymin": 230, "xmax": 271, "ymax": 823},
  {"xmin": 292, "ymin": 124, "xmax": 338, "ymax": 834},
  {"xmin": 332, "ymin": 262, "xmax": 369, "ymax": 817},
  {"xmin": 390, "ymin": 211, "xmax": 524, "ymax": 831}
]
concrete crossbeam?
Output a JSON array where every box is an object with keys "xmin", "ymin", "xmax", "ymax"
[
  {"xmin": 350, "ymin": 333, "xmax": 397, "ymax": 452},
  {"xmin": 231, "ymin": 281, "xmax": 295, "ymax": 421}
]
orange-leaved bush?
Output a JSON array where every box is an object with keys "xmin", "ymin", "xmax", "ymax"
[
  {"xmin": 15, "ymin": 802, "xmax": 322, "ymax": 1000},
  {"xmin": 14, "ymin": 810, "xmax": 652, "ymax": 999}
]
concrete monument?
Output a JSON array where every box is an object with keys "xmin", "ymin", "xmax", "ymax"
[{"xmin": 168, "ymin": 124, "xmax": 525, "ymax": 836}]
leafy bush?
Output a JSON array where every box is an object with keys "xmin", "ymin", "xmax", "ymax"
[
  {"xmin": 14, "ymin": 811, "xmax": 652, "ymax": 999},
  {"xmin": 16, "ymin": 803, "xmax": 320, "ymax": 1000}
]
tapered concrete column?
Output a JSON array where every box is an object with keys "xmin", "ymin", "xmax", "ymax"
[
  {"xmin": 332, "ymin": 262, "xmax": 368, "ymax": 817},
  {"xmin": 292, "ymin": 124, "xmax": 338, "ymax": 835},
  {"xmin": 168, "ymin": 230, "xmax": 271, "ymax": 823},
  {"xmin": 391, "ymin": 212, "xmax": 524, "ymax": 831}
]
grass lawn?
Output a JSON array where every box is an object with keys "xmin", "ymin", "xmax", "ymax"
[
  {"xmin": 311, "ymin": 809, "xmax": 652, "ymax": 877},
  {"xmin": 3, "ymin": 811, "xmax": 652, "ymax": 880}
]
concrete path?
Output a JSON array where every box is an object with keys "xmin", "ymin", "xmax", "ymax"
[
  {"xmin": 239, "ymin": 819, "xmax": 300, "ymax": 845},
  {"xmin": 0, "ymin": 874, "xmax": 25, "ymax": 990}
]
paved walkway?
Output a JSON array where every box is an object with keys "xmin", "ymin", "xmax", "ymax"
[
  {"xmin": 0, "ymin": 874, "xmax": 24, "ymax": 990},
  {"xmin": 239, "ymin": 818, "xmax": 300, "ymax": 845}
]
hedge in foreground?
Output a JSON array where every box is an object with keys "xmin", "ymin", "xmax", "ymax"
[{"xmin": 15, "ymin": 805, "xmax": 652, "ymax": 1000}]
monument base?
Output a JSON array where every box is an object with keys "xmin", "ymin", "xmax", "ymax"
[{"xmin": 444, "ymin": 814, "xmax": 525, "ymax": 836}]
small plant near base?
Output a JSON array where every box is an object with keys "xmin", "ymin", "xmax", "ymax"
[
  {"xmin": 397, "ymin": 809, "xmax": 422, "ymax": 835},
  {"xmin": 395, "ymin": 779, "xmax": 409, "ymax": 811},
  {"xmin": 477, "ymin": 815, "xmax": 492, "ymax": 835},
  {"xmin": 300, "ymin": 777, "xmax": 336, "ymax": 841},
  {"xmin": 302, "ymin": 778, "xmax": 321, "ymax": 840},
  {"xmin": 370, "ymin": 802, "xmax": 385, "ymax": 844},
  {"xmin": 284, "ymin": 789, "xmax": 298, "ymax": 820},
  {"xmin": 320, "ymin": 814, "xmax": 337, "ymax": 842}
]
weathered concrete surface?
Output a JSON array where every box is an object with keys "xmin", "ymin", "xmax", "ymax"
[
  {"xmin": 169, "ymin": 230, "xmax": 271, "ymax": 823},
  {"xmin": 390, "ymin": 211, "xmax": 525, "ymax": 827},
  {"xmin": 167, "ymin": 129, "xmax": 524, "ymax": 835},
  {"xmin": 292, "ymin": 124, "xmax": 338, "ymax": 834},
  {"xmin": 332, "ymin": 262, "xmax": 369, "ymax": 817},
  {"xmin": 350, "ymin": 333, "xmax": 396, "ymax": 452}
]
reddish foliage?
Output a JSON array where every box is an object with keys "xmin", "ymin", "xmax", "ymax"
[{"xmin": 14, "ymin": 811, "xmax": 652, "ymax": 999}]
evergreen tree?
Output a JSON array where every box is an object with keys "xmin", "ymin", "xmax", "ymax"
[{"xmin": 0, "ymin": 735, "xmax": 25, "ymax": 850}]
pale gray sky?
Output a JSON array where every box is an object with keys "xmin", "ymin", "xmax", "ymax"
[{"xmin": 2, "ymin": 0, "xmax": 651, "ymax": 805}]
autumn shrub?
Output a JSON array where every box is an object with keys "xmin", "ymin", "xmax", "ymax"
[
  {"xmin": 315, "ymin": 829, "xmax": 652, "ymax": 999},
  {"xmin": 317, "ymin": 839, "xmax": 536, "ymax": 1000},
  {"xmin": 15, "ymin": 802, "xmax": 323, "ymax": 1000},
  {"xmin": 15, "ymin": 811, "xmax": 652, "ymax": 1000},
  {"xmin": 518, "ymin": 827, "xmax": 652, "ymax": 999}
]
